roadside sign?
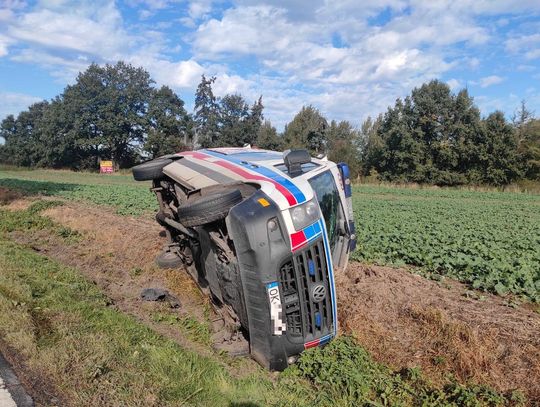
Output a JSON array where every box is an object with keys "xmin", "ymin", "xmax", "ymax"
[{"xmin": 100, "ymin": 160, "xmax": 114, "ymax": 174}]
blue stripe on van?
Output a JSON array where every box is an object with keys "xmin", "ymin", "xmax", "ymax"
[{"xmin": 203, "ymin": 149, "xmax": 306, "ymax": 204}]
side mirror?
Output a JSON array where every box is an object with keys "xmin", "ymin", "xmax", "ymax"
[{"xmin": 283, "ymin": 149, "xmax": 311, "ymax": 176}]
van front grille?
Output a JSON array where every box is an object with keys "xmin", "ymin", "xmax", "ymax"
[{"xmin": 278, "ymin": 239, "xmax": 333, "ymax": 340}]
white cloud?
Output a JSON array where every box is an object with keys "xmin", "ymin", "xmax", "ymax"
[
  {"xmin": 1, "ymin": 1, "xmax": 206, "ymax": 91},
  {"xmin": 7, "ymin": 3, "xmax": 129, "ymax": 59},
  {"xmin": 188, "ymin": 0, "xmax": 214, "ymax": 19},
  {"xmin": 516, "ymin": 64, "xmax": 538, "ymax": 72},
  {"xmin": 475, "ymin": 93, "xmax": 520, "ymax": 116},
  {"xmin": 213, "ymin": 73, "xmax": 255, "ymax": 96},
  {"xmin": 447, "ymin": 78, "xmax": 462, "ymax": 91},
  {"xmin": 0, "ymin": 34, "xmax": 11, "ymax": 57},
  {"xmin": 0, "ymin": 91, "xmax": 43, "ymax": 120},
  {"xmin": 194, "ymin": 6, "xmax": 297, "ymax": 57},
  {"xmin": 478, "ymin": 75, "xmax": 504, "ymax": 88},
  {"xmin": 2, "ymin": 0, "xmax": 539, "ymax": 129},
  {"xmin": 152, "ymin": 59, "xmax": 206, "ymax": 89},
  {"xmin": 190, "ymin": 0, "xmax": 470, "ymax": 127},
  {"xmin": 505, "ymin": 33, "xmax": 540, "ymax": 60}
]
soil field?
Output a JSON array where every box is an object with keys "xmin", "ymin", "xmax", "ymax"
[{"xmin": 24, "ymin": 199, "xmax": 540, "ymax": 401}]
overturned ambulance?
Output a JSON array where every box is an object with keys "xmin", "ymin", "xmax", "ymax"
[{"xmin": 132, "ymin": 147, "xmax": 356, "ymax": 370}]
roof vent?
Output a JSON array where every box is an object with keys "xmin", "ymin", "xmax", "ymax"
[{"xmin": 283, "ymin": 149, "xmax": 311, "ymax": 176}]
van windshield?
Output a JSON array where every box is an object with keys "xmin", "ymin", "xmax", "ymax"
[{"xmin": 308, "ymin": 170, "xmax": 340, "ymax": 249}]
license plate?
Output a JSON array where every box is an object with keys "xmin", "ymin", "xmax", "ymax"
[{"xmin": 266, "ymin": 282, "xmax": 286, "ymax": 335}]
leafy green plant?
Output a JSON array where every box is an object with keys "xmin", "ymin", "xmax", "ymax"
[
  {"xmin": 352, "ymin": 185, "xmax": 540, "ymax": 302},
  {"xmin": 0, "ymin": 177, "xmax": 156, "ymax": 216},
  {"xmin": 284, "ymin": 336, "xmax": 522, "ymax": 407}
]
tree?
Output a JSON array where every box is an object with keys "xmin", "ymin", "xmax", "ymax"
[
  {"xmin": 358, "ymin": 115, "xmax": 383, "ymax": 176},
  {"xmin": 283, "ymin": 106, "xmax": 328, "ymax": 154},
  {"xmin": 256, "ymin": 120, "xmax": 282, "ymax": 150},
  {"xmin": 326, "ymin": 120, "xmax": 361, "ymax": 177},
  {"xmin": 477, "ymin": 111, "xmax": 522, "ymax": 185},
  {"xmin": 217, "ymin": 94, "xmax": 264, "ymax": 147},
  {"xmin": 61, "ymin": 61, "xmax": 154, "ymax": 168},
  {"xmin": 0, "ymin": 101, "xmax": 50, "ymax": 167},
  {"xmin": 0, "ymin": 61, "xmax": 193, "ymax": 169},
  {"xmin": 371, "ymin": 80, "xmax": 492, "ymax": 185},
  {"xmin": 519, "ymin": 119, "xmax": 540, "ymax": 180},
  {"xmin": 372, "ymin": 98, "xmax": 419, "ymax": 182},
  {"xmin": 512, "ymin": 101, "xmax": 540, "ymax": 180},
  {"xmin": 194, "ymin": 75, "xmax": 220, "ymax": 148},
  {"xmin": 512, "ymin": 100, "xmax": 533, "ymax": 140},
  {"xmin": 37, "ymin": 97, "xmax": 81, "ymax": 168},
  {"xmin": 144, "ymin": 86, "xmax": 192, "ymax": 158},
  {"xmin": 0, "ymin": 115, "xmax": 17, "ymax": 164},
  {"xmin": 244, "ymin": 96, "xmax": 264, "ymax": 144},
  {"xmin": 219, "ymin": 94, "xmax": 250, "ymax": 146}
]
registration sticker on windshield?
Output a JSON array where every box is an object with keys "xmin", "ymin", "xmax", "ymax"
[{"xmin": 267, "ymin": 282, "xmax": 286, "ymax": 335}]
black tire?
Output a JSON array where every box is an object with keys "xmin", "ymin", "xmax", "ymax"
[
  {"xmin": 155, "ymin": 210, "xmax": 168, "ymax": 227},
  {"xmin": 132, "ymin": 159, "xmax": 172, "ymax": 181},
  {"xmin": 178, "ymin": 189, "xmax": 242, "ymax": 227},
  {"xmin": 156, "ymin": 251, "xmax": 183, "ymax": 269}
]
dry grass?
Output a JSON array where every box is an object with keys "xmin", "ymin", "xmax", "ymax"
[
  {"xmin": 337, "ymin": 263, "xmax": 540, "ymax": 401},
  {"xmin": 354, "ymin": 177, "xmax": 540, "ymax": 193},
  {"xmin": 0, "ymin": 194, "xmax": 527, "ymax": 406},
  {"xmin": 0, "ymin": 239, "xmax": 286, "ymax": 407},
  {"xmin": 403, "ymin": 305, "xmax": 498, "ymax": 384},
  {"xmin": 0, "ymin": 187, "xmax": 22, "ymax": 204}
]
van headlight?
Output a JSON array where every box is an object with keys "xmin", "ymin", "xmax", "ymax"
[{"xmin": 290, "ymin": 199, "xmax": 319, "ymax": 231}]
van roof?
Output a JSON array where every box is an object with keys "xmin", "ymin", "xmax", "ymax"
[{"xmin": 206, "ymin": 147, "xmax": 282, "ymax": 162}]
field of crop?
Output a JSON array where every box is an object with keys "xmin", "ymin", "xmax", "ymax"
[
  {"xmin": 351, "ymin": 186, "xmax": 540, "ymax": 302},
  {"xmin": 1, "ymin": 169, "xmax": 538, "ymax": 302},
  {"xmin": 1, "ymin": 170, "xmax": 539, "ymax": 301},
  {"xmin": 0, "ymin": 169, "xmax": 155, "ymax": 216}
]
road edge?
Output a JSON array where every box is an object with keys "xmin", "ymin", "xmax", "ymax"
[{"xmin": 0, "ymin": 352, "xmax": 33, "ymax": 407}]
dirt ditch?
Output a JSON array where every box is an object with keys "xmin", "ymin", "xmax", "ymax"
[
  {"xmin": 10, "ymin": 201, "xmax": 217, "ymax": 359},
  {"xmin": 337, "ymin": 264, "xmax": 540, "ymax": 401},
  {"xmin": 4, "ymin": 198, "xmax": 540, "ymax": 401}
]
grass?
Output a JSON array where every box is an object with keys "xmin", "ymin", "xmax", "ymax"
[
  {"xmin": 285, "ymin": 337, "xmax": 524, "ymax": 407},
  {"xmin": 0, "ymin": 199, "xmax": 519, "ymax": 406},
  {"xmin": 0, "ymin": 241, "xmax": 273, "ymax": 406},
  {"xmin": 0, "ymin": 165, "xmax": 142, "ymax": 186},
  {"xmin": 152, "ymin": 313, "xmax": 213, "ymax": 346},
  {"xmin": 0, "ymin": 171, "xmax": 156, "ymax": 216},
  {"xmin": 0, "ymin": 202, "xmax": 288, "ymax": 406}
]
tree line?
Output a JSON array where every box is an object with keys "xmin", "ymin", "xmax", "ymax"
[{"xmin": 1, "ymin": 61, "xmax": 539, "ymax": 185}]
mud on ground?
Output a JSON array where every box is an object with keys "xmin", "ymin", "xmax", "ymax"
[
  {"xmin": 0, "ymin": 187, "xmax": 29, "ymax": 210},
  {"xmin": 337, "ymin": 264, "xmax": 540, "ymax": 401}
]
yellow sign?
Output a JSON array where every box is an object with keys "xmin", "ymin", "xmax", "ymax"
[{"xmin": 100, "ymin": 160, "xmax": 114, "ymax": 173}]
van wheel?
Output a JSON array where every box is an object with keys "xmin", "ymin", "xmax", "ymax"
[
  {"xmin": 178, "ymin": 189, "xmax": 242, "ymax": 227},
  {"xmin": 132, "ymin": 159, "xmax": 172, "ymax": 181},
  {"xmin": 156, "ymin": 250, "xmax": 183, "ymax": 269}
]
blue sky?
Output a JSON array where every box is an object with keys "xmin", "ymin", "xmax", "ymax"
[{"xmin": 1, "ymin": 0, "xmax": 540, "ymax": 130}]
